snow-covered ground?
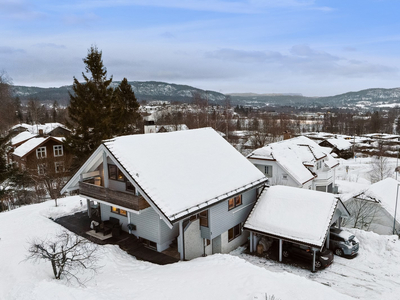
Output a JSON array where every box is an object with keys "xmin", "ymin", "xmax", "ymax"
[
  {"xmin": 0, "ymin": 197, "xmax": 354, "ymax": 300},
  {"xmin": 1, "ymin": 157, "xmax": 400, "ymax": 299}
]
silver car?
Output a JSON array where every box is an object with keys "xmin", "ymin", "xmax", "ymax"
[{"xmin": 329, "ymin": 227, "xmax": 359, "ymax": 257}]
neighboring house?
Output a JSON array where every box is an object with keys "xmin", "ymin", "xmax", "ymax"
[
  {"xmin": 319, "ymin": 137, "xmax": 353, "ymax": 159},
  {"xmin": 343, "ymin": 178, "xmax": 400, "ymax": 235},
  {"xmin": 244, "ymin": 185, "xmax": 349, "ymax": 271},
  {"xmin": 10, "ymin": 122, "xmax": 71, "ymax": 137},
  {"xmin": 144, "ymin": 120, "xmax": 189, "ymax": 134},
  {"xmin": 12, "ymin": 136, "xmax": 67, "ymax": 175},
  {"xmin": 61, "ymin": 128, "xmax": 267, "ymax": 260},
  {"xmin": 247, "ymin": 136, "xmax": 339, "ymax": 193}
]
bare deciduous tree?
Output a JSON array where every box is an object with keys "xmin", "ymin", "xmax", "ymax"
[
  {"xmin": 369, "ymin": 153, "xmax": 392, "ymax": 183},
  {"xmin": 342, "ymin": 197, "xmax": 380, "ymax": 230},
  {"xmin": 27, "ymin": 231, "xmax": 100, "ymax": 285}
]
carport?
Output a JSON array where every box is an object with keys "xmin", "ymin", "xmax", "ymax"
[{"xmin": 244, "ymin": 185, "xmax": 349, "ymax": 272}]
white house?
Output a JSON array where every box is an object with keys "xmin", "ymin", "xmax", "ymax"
[
  {"xmin": 343, "ymin": 178, "xmax": 400, "ymax": 235},
  {"xmin": 247, "ymin": 136, "xmax": 339, "ymax": 193},
  {"xmin": 61, "ymin": 128, "xmax": 267, "ymax": 260}
]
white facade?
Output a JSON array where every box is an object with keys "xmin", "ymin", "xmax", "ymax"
[{"xmin": 248, "ymin": 136, "xmax": 338, "ymax": 192}]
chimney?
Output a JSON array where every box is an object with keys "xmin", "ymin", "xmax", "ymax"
[
  {"xmin": 283, "ymin": 131, "xmax": 291, "ymax": 140},
  {"xmin": 38, "ymin": 129, "xmax": 44, "ymax": 136}
]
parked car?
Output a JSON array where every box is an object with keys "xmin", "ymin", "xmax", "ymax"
[
  {"xmin": 330, "ymin": 227, "xmax": 359, "ymax": 257},
  {"xmin": 282, "ymin": 242, "xmax": 334, "ymax": 269}
]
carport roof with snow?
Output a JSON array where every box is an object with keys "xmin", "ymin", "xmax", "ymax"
[{"xmin": 244, "ymin": 185, "xmax": 341, "ymax": 248}]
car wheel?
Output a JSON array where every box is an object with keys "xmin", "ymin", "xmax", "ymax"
[
  {"xmin": 282, "ymin": 250, "xmax": 289, "ymax": 258},
  {"xmin": 335, "ymin": 248, "xmax": 344, "ymax": 256},
  {"xmin": 315, "ymin": 260, "xmax": 322, "ymax": 268}
]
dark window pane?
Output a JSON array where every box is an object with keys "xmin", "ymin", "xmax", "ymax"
[{"xmin": 109, "ymin": 165, "xmax": 117, "ymax": 180}]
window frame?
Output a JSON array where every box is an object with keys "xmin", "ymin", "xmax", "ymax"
[
  {"xmin": 53, "ymin": 145, "xmax": 63, "ymax": 157},
  {"xmin": 199, "ymin": 210, "xmax": 208, "ymax": 227},
  {"xmin": 228, "ymin": 224, "xmax": 241, "ymax": 242},
  {"xmin": 37, "ymin": 163, "xmax": 47, "ymax": 175},
  {"xmin": 126, "ymin": 180, "xmax": 136, "ymax": 193},
  {"xmin": 108, "ymin": 164, "xmax": 125, "ymax": 181},
  {"xmin": 36, "ymin": 147, "xmax": 47, "ymax": 159},
  {"xmin": 111, "ymin": 206, "xmax": 127, "ymax": 216},
  {"xmin": 54, "ymin": 161, "xmax": 64, "ymax": 173},
  {"xmin": 264, "ymin": 165, "xmax": 273, "ymax": 177},
  {"xmin": 228, "ymin": 195, "xmax": 242, "ymax": 210}
]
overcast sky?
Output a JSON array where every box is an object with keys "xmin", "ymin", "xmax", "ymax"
[{"xmin": 1, "ymin": 0, "xmax": 400, "ymax": 96}]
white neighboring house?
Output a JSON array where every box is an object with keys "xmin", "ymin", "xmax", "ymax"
[
  {"xmin": 61, "ymin": 128, "xmax": 267, "ymax": 260},
  {"xmin": 247, "ymin": 136, "xmax": 339, "ymax": 193},
  {"xmin": 343, "ymin": 178, "xmax": 400, "ymax": 235}
]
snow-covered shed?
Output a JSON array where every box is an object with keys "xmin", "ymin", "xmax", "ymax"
[
  {"xmin": 344, "ymin": 178, "xmax": 400, "ymax": 235},
  {"xmin": 62, "ymin": 128, "xmax": 267, "ymax": 260}
]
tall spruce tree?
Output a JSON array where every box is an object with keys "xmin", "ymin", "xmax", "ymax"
[{"xmin": 65, "ymin": 46, "xmax": 140, "ymax": 166}]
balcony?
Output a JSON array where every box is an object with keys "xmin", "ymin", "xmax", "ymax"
[
  {"xmin": 314, "ymin": 169, "xmax": 333, "ymax": 181},
  {"xmin": 79, "ymin": 181, "xmax": 150, "ymax": 211}
]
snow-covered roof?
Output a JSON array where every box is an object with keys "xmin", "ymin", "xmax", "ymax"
[
  {"xmin": 13, "ymin": 136, "xmax": 64, "ymax": 158},
  {"xmin": 354, "ymin": 178, "xmax": 400, "ymax": 223},
  {"xmin": 11, "ymin": 123, "xmax": 69, "ymax": 135},
  {"xmin": 326, "ymin": 138, "xmax": 352, "ymax": 150},
  {"xmin": 104, "ymin": 128, "xmax": 267, "ymax": 222},
  {"xmin": 244, "ymin": 185, "xmax": 339, "ymax": 248},
  {"xmin": 248, "ymin": 136, "xmax": 338, "ymax": 185},
  {"xmin": 156, "ymin": 124, "xmax": 189, "ymax": 132},
  {"xmin": 10, "ymin": 131, "xmax": 37, "ymax": 146}
]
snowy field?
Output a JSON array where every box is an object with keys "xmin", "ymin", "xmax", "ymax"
[{"xmin": 0, "ymin": 157, "xmax": 400, "ymax": 299}]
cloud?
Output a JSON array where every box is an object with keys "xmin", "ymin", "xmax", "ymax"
[
  {"xmin": 343, "ymin": 46, "xmax": 357, "ymax": 52},
  {"xmin": 159, "ymin": 31, "xmax": 176, "ymax": 39},
  {"xmin": 62, "ymin": 0, "xmax": 332, "ymax": 15},
  {"xmin": 33, "ymin": 43, "xmax": 67, "ymax": 49},
  {"xmin": 205, "ymin": 48, "xmax": 282, "ymax": 63},
  {"xmin": 290, "ymin": 44, "xmax": 339, "ymax": 61},
  {"xmin": 0, "ymin": 0, "xmax": 45, "ymax": 20},
  {"xmin": 0, "ymin": 46, "xmax": 25, "ymax": 54},
  {"xmin": 62, "ymin": 13, "xmax": 99, "ymax": 26}
]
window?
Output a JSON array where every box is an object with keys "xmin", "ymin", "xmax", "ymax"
[
  {"xmin": 53, "ymin": 145, "xmax": 63, "ymax": 157},
  {"xmin": 108, "ymin": 164, "xmax": 125, "ymax": 181},
  {"xmin": 126, "ymin": 181, "xmax": 136, "ymax": 193},
  {"xmin": 37, "ymin": 163, "xmax": 47, "ymax": 175},
  {"xmin": 282, "ymin": 174, "xmax": 288, "ymax": 180},
  {"xmin": 228, "ymin": 195, "xmax": 242, "ymax": 210},
  {"xmin": 199, "ymin": 210, "xmax": 208, "ymax": 227},
  {"xmin": 36, "ymin": 147, "xmax": 47, "ymax": 159},
  {"xmin": 54, "ymin": 161, "xmax": 64, "ymax": 173},
  {"xmin": 264, "ymin": 165, "xmax": 273, "ymax": 177},
  {"xmin": 108, "ymin": 164, "xmax": 117, "ymax": 180},
  {"xmin": 111, "ymin": 206, "xmax": 127, "ymax": 216},
  {"xmin": 228, "ymin": 224, "xmax": 241, "ymax": 242}
]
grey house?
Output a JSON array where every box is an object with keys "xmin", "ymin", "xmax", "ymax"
[{"xmin": 61, "ymin": 128, "xmax": 267, "ymax": 260}]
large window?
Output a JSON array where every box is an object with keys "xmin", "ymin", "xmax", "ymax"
[
  {"xmin": 228, "ymin": 195, "xmax": 242, "ymax": 210},
  {"xmin": 199, "ymin": 210, "xmax": 208, "ymax": 227},
  {"xmin": 111, "ymin": 206, "xmax": 127, "ymax": 216},
  {"xmin": 228, "ymin": 224, "xmax": 241, "ymax": 242},
  {"xmin": 108, "ymin": 164, "xmax": 125, "ymax": 181},
  {"xmin": 53, "ymin": 145, "xmax": 63, "ymax": 157},
  {"xmin": 36, "ymin": 147, "xmax": 47, "ymax": 159}
]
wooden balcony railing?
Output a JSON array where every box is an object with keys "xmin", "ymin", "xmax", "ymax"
[{"xmin": 79, "ymin": 181, "xmax": 150, "ymax": 211}]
